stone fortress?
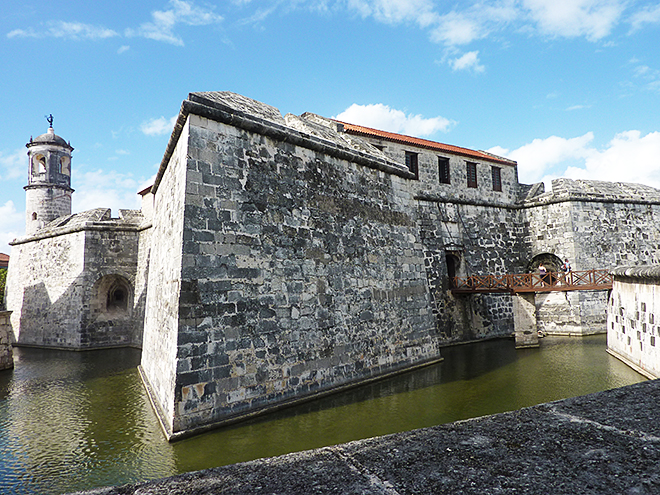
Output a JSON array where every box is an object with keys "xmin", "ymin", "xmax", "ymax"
[{"xmin": 5, "ymin": 91, "xmax": 660, "ymax": 439}]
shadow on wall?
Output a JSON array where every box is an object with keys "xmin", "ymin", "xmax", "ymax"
[{"xmin": 16, "ymin": 272, "xmax": 142, "ymax": 349}]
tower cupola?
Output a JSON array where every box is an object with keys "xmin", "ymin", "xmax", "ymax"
[{"xmin": 24, "ymin": 116, "xmax": 74, "ymax": 234}]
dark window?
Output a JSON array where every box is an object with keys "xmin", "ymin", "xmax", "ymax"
[
  {"xmin": 492, "ymin": 166, "xmax": 502, "ymax": 192},
  {"xmin": 467, "ymin": 162, "xmax": 477, "ymax": 188},
  {"xmin": 438, "ymin": 157, "xmax": 450, "ymax": 184},
  {"xmin": 405, "ymin": 151, "xmax": 419, "ymax": 179}
]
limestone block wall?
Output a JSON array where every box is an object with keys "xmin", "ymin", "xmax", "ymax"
[
  {"xmin": 78, "ymin": 227, "xmax": 142, "ymax": 347},
  {"xmin": 371, "ymin": 139, "xmax": 519, "ymax": 206},
  {"xmin": 6, "ymin": 231, "xmax": 86, "ymax": 347},
  {"xmin": 0, "ymin": 311, "xmax": 14, "ymax": 370},
  {"xmin": 141, "ymin": 97, "xmax": 441, "ymax": 438},
  {"xmin": 25, "ymin": 185, "xmax": 72, "ymax": 235},
  {"xmin": 416, "ymin": 200, "xmax": 525, "ymax": 341},
  {"xmin": 524, "ymin": 179, "xmax": 660, "ymax": 271},
  {"xmin": 608, "ymin": 266, "xmax": 660, "ymax": 379},
  {"xmin": 6, "ymin": 212, "xmax": 144, "ymax": 349},
  {"xmin": 523, "ymin": 200, "xmax": 575, "ymax": 267},
  {"xmin": 535, "ymin": 290, "xmax": 608, "ymax": 336},
  {"xmin": 140, "ymin": 119, "xmax": 189, "ymax": 433}
]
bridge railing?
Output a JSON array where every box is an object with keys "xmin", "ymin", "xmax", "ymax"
[{"xmin": 451, "ymin": 269, "xmax": 613, "ymax": 294}]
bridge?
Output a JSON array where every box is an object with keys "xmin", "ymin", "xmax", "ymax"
[
  {"xmin": 449, "ymin": 269, "xmax": 613, "ymax": 349},
  {"xmin": 451, "ymin": 269, "xmax": 613, "ymax": 294}
]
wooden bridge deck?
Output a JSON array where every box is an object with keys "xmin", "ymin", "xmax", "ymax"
[{"xmin": 451, "ymin": 269, "xmax": 612, "ymax": 294}]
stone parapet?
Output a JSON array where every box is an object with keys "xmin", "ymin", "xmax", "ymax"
[{"xmin": 72, "ymin": 379, "xmax": 659, "ymax": 495}]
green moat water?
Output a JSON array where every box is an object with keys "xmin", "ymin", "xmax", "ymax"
[{"xmin": 0, "ymin": 335, "xmax": 646, "ymax": 494}]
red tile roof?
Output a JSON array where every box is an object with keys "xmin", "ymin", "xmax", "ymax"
[
  {"xmin": 0, "ymin": 253, "xmax": 8, "ymax": 268},
  {"xmin": 336, "ymin": 121, "xmax": 515, "ymax": 166}
]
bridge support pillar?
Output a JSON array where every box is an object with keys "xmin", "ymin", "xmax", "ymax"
[{"xmin": 513, "ymin": 294, "xmax": 539, "ymax": 349}]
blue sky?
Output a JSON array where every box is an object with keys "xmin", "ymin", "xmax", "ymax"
[{"xmin": 2, "ymin": 0, "xmax": 660, "ymax": 254}]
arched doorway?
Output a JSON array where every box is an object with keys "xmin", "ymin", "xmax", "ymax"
[{"xmin": 528, "ymin": 253, "xmax": 563, "ymax": 273}]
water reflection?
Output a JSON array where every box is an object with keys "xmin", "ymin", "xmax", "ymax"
[
  {"xmin": 0, "ymin": 349, "xmax": 174, "ymax": 495},
  {"xmin": 0, "ymin": 335, "xmax": 646, "ymax": 494}
]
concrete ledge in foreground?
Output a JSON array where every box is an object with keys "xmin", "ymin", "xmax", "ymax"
[{"xmin": 73, "ymin": 379, "xmax": 660, "ymax": 494}]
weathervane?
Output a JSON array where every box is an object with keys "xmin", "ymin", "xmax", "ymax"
[{"xmin": 46, "ymin": 114, "xmax": 53, "ymax": 128}]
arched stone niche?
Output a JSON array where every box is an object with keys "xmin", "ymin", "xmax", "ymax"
[{"xmin": 92, "ymin": 274, "xmax": 133, "ymax": 320}]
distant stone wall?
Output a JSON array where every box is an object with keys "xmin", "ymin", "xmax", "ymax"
[
  {"xmin": 0, "ymin": 311, "xmax": 13, "ymax": 370},
  {"xmin": 524, "ymin": 179, "xmax": 660, "ymax": 335},
  {"xmin": 525, "ymin": 179, "xmax": 660, "ymax": 271},
  {"xmin": 608, "ymin": 266, "xmax": 660, "ymax": 379},
  {"xmin": 6, "ymin": 210, "xmax": 144, "ymax": 349},
  {"xmin": 6, "ymin": 230, "xmax": 86, "ymax": 347},
  {"xmin": 535, "ymin": 291, "xmax": 608, "ymax": 336},
  {"xmin": 141, "ymin": 100, "xmax": 442, "ymax": 438}
]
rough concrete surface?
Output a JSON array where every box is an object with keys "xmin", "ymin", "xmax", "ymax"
[{"xmin": 74, "ymin": 379, "xmax": 660, "ymax": 495}]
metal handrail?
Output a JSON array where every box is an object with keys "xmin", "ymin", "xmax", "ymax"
[{"xmin": 451, "ymin": 269, "xmax": 613, "ymax": 294}]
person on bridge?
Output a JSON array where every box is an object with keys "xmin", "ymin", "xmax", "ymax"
[
  {"xmin": 539, "ymin": 263, "xmax": 547, "ymax": 286},
  {"xmin": 561, "ymin": 258, "xmax": 571, "ymax": 285}
]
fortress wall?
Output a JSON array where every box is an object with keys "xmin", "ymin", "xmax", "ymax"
[
  {"xmin": 152, "ymin": 111, "xmax": 440, "ymax": 437},
  {"xmin": 5, "ymin": 232, "xmax": 86, "ymax": 347},
  {"xmin": 132, "ymin": 225, "xmax": 152, "ymax": 349},
  {"xmin": 0, "ymin": 311, "xmax": 13, "ymax": 370},
  {"xmin": 525, "ymin": 190, "xmax": 660, "ymax": 335},
  {"xmin": 140, "ymin": 119, "xmax": 190, "ymax": 435},
  {"xmin": 78, "ymin": 228, "xmax": 142, "ymax": 348},
  {"xmin": 417, "ymin": 200, "xmax": 526, "ymax": 341},
  {"xmin": 608, "ymin": 267, "xmax": 660, "ymax": 379},
  {"xmin": 569, "ymin": 201, "xmax": 660, "ymax": 268}
]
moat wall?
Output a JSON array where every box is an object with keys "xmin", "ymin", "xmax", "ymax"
[
  {"xmin": 608, "ymin": 266, "xmax": 660, "ymax": 379},
  {"xmin": 141, "ymin": 101, "xmax": 445, "ymax": 438},
  {"xmin": 0, "ymin": 311, "xmax": 13, "ymax": 370},
  {"xmin": 6, "ymin": 209, "xmax": 147, "ymax": 349}
]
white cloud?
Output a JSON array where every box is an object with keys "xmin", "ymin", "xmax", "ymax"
[
  {"xmin": 629, "ymin": 3, "xmax": 660, "ymax": 32},
  {"xmin": 140, "ymin": 116, "xmax": 177, "ymax": 136},
  {"xmin": 125, "ymin": 0, "xmax": 223, "ymax": 46},
  {"xmin": 566, "ymin": 130, "xmax": 660, "ymax": 187},
  {"xmin": 8, "ymin": 1, "xmax": 221, "ymax": 46},
  {"xmin": 0, "ymin": 149, "xmax": 25, "ymax": 181},
  {"xmin": 347, "ymin": 0, "xmax": 436, "ymax": 25},
  {"xmin": 334, "ymin": 103, "xmax": 454, "ymax": 137},
  {"xmin": 450, "ymin": 51, "xmax": 485, "ymax": 72},
  {"xmin": 489, "ymin": 133, "xmax": 595, "ymax": 183},
  {"xmin": 118, "ymin": 45, "xmax": 130, "ymax": 54},
  {"xmin": 72, "ymin": 168, "xmax": 143, "ymax": 214},
  {"xmin": 492, "ymin": 129, "xmax": 660, "ymax": 189},
  {"xmin": 7, "ymin": 21, "xmax": 118, "ymax": 40},
  {"xmin": 0, "ymin": 201, "xmax": 24, "ymax": 255},
  {"xmin": 521, "ymin": 0, "xmax": 625, "ymax": 41}
]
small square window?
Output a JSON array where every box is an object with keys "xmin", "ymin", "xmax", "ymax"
[
  {"xmin": 438, "ymin": 157, "xmax": 450, "ymax": 184},
  {"xmin": 405, "ymin": 151, "xmax": 419, "ymax": 179},
  {"xmin": 491, "ymin": 166, "xmax": 502, "ymax": 192},
  {"xmin": 467, "ymin": 162, "xmax": 477, "ymax": 188}
]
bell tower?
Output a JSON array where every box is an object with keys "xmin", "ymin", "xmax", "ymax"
[{"xmin": 24, "ymin": 115, "xmax": 74, "ymax": 235}]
